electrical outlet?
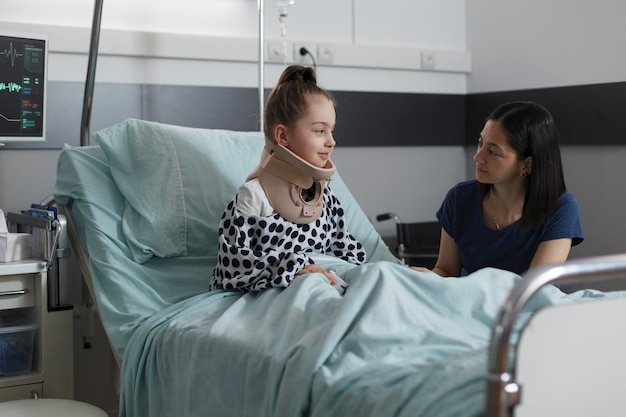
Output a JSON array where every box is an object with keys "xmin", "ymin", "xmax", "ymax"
[
  {"xmin": 267, "ymin": 40, "xmax": 293, "ymax": 63},
  {"xmin": 294, "ymin": 42, "xmax": 316, "ymax": 65},
  {"xmin": 317, "ymin": 44, "xmax": 334, "ymax": 65},
  {"xmin": 421, "ymin": 51, "xmax": 436, "ymax": 70}
]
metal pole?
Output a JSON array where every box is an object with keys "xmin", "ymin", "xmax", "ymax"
[
  {"xmin": 80, "ymin": 0, "xmax": 104, "ymax": 147},
  {"xmin": 258, "ymin": 0, "xmax": 264, "ymax": 133}
]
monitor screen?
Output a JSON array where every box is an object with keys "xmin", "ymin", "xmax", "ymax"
[{"xmin": 0, "ymin": 31, "xmax": 48, "ymax": 143}]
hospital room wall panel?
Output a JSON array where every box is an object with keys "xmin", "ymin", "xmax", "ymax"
[
  {"xmin": 4, "ymin": 1, "xmax": 464, "ymax": 52},
  {"xmin": 466, "ymin": 0, "xmax": 626, "ymax": 94},
  {"xmin": 561, "ymin": 147, "xmax": 626, "ymax": 260},
  {"xmin": 354, "ymin": 0, "xmax": 466, "ymax": 50},
  {"xmin": 466, "ymin": 0, "xmax": 626, "ymax": 261},
  {"xmin": 2, "ymin": 81, "xmax": 465, "ymax": 150},
  {"xmin": 139, "ymin": 85, "xmax": 261, "ymax": 132},
  {"xmin": 139, "ymin": 85, "xmax": 466, "ymax": 147},
  {"xmin": 332, "ymin": 146, "xmax": 465, "ymax": 238},
  {"xmin": 465, "ymin": 82, "xmax": 626, "ymax": 146}
]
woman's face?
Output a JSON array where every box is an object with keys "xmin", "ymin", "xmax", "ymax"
[
  {"xmin": 473, "ymin": 119, "xmax": 528, "ymax": 185},
  {"xmin": 276, "ymin": 94, "xmax": 336, "ymax": 168}
]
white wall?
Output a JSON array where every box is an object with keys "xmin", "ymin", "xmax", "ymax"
[
  {"xmin": 466, "ymin": 0, "xmax": 626, "ymax": 93},
  {"xmin": 466, "ymin": 0, "xmax": 626, "ymax": 259},
  {"xmin": 1, "ymin": 0, "xmax": 468, "ymax": 241}
]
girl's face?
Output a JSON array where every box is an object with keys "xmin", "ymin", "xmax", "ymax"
[
  {"xmin": 275, "ymin": 94, "xmax": 336, "ymax": 168},
  {"xmin": 473, "ymin": 120, "xmax": 530, "ymax": 185}
]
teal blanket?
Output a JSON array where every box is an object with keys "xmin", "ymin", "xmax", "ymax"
[
  {"xmin": 119, "ymin": 257, "xmax": 606, "ymax": 417},
  {"xmin": 53, "ymin": 121, "xmax": 618, "ymax": 417}
]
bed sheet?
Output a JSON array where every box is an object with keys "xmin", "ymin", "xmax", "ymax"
[{"xmin": 119, "ymin": 256, "xmax": 616, "ymax": 417}]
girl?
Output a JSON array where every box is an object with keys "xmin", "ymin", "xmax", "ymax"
[{"xmin": 211, "ymin": 65, "xmax": 366, "ymax": 292}]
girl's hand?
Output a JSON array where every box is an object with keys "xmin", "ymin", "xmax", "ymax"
[
  {"xmin": 410, "ymin": 266, "xmax": 431, "ymax": 273},
  {"xmin": 297, "ymin": 264, "xmax": 338, "ymax": 285}
]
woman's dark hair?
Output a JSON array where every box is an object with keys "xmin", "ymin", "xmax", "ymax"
[
  {"xmin": 478, "ymin": 101, "xmax": 566, "ymax": 229},
  {"xmin": 264, "ymin": 65, "xmax": 334, "ymax": 142}
]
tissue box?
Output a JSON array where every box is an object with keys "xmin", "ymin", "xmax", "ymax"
[
  {"xmin": 0, "ymin": 233, "xmax": 31, "ymax": 262},
  {"xmin": 0, "ymin": 209, "xmax": 31, "ymax": 262}
]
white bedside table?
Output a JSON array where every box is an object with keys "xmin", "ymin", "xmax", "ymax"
[{"xmin": 0, "ymin": 260, "xmax": 73, "ymax": 401}]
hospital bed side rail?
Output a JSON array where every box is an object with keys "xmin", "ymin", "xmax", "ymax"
[
  {"xmin": 486, "ymin": 253, "xmax": 626, "ymax": 417},
  {"xmin": 58, "ymin": 200, "xmax": 122, "ymax": 401}
]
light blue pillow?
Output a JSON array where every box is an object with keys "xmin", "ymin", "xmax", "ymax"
[{"xmin": 93, "ymin": 118, "xmax": 397, "ymax": 264}]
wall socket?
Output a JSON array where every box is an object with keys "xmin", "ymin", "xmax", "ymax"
[
  {"xmin": 294, "ymin": 42, "xmax": 316, "ymax": 65},
  {"xmin": 317, "ymin": 44, "xmax": 334, "ymax": 65},
  {"xmin": 267, "ymin": 40, "xmax": 293, "ymax": 63},
  {"xmin": 421, "ymin": 51, "xmax": 436, "ymax": 70}
]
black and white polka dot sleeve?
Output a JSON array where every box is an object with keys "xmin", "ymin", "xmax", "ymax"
[
  {"xmin": 211, "ymin": 199, "xmax": 314, "ymax": 292},
  {"xmin": 326, "ymin": 190, "xmax": 367, "ymax": 265}
]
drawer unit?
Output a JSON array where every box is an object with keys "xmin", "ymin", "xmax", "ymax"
[
  {"xmin": 0, "ymin": 383, "xmax": 43, "ymax": 402},
  {"xmin": 0, "ymin": 260, "xmax": 73, "ymax": 402},
  {"xmin": 0, "ymin": 274, "xmax": 35, "ymax": 310}
]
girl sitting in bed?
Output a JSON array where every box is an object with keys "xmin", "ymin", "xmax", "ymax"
[
  {"xmin": 413, "ymin": 101, "xmax": 583, "ymax": 277},
  {"xmin": 211, "ymin": 65, "xmax": 366, "ymax": 292}
]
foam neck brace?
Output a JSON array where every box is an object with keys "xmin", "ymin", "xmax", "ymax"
[{"xmin": 246, "ymin": 138, "xmax": 336, "ymax": 223}]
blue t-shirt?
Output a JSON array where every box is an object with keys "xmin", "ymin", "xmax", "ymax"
[{"xmin": 436, "ymin": 179, "xmax": 584, "ymax": 276}]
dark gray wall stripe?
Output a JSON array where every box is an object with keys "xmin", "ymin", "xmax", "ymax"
[
  {"xmin": 4, "ymin": 80, "xmax": 623, "ymax": 149},
  {"xmin": 1, "ymin": 82, "xmax": 465, "ymax": 149},
  {"xmin": 465, "ymin": 81, "xmax": 626, "ymax": 146},
  {"xmin": 332, "ymin": 91, "xmax": 465, "ymax": 147},
  {"xmin": 141, "ymin": 87, "xmax": 467, "ymax": 147},
  {"xmin": 140, "ymin": 85, "xmax": 261, "ymax": 132}
]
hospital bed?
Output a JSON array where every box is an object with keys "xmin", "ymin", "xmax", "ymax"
[
  {"xmin": 52, "ymin": 2, "xmax": 626, "ymax": 416},
  {"xmin": 53, "ymin": 118, "xmax": 626, "ymax": 417}
]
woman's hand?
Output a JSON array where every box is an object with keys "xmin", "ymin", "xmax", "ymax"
[
  {"xmin": 297, "ymin": 264, "xmax": 338, "ymax": 285},
  {"xmin": 410, "ymin": 266, "xmax": 432, "ymax": 273}
]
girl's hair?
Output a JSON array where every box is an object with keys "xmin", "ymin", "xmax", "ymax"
[
  {"xmin": 478, "ymin": 101, "xmax": 566, "ymax": 229},
  {"xmin": 264, "ymin": 65, "xmax": 334, "ymax": 142}
]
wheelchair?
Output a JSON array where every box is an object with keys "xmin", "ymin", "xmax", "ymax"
[{"xmin": 376, "ymin": 213, "xmax": 440, "ymax": 268}]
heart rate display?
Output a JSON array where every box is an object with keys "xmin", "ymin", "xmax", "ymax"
[
  {"xmin": 1, "ymin": 41, "xmax": 25, "ymax": 67},
  {"xmin": 0, "ymin": 33, "xmax": 47, "ymax": 143}
]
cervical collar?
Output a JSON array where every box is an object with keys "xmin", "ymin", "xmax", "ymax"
[{"xmin": 246, "ymin": 138, "xmax": 336, "ymax": 224}]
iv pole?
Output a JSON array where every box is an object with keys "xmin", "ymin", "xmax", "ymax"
[
  {"xmin": 258, "ymin": 0, "xmax": 265, "ymax": 133},
  {"xmin": 80, "ymin": 0, "xmax": 104, "ymax": 147}
]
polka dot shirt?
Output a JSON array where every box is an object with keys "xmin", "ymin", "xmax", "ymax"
[{"xmin": 211, "ymin": 186, "xmax": 366, "ymax": 292}]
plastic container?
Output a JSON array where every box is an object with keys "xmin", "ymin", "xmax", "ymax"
[{"xmin": 0, "ymin": 312, "xmax": 38, "ymax": 376}]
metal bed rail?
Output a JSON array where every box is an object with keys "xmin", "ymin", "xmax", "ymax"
[{"xmin": 486, "ymin": 253, "xmax": 626, "ymax": 417}]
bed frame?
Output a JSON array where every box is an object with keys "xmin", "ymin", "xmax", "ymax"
[
  {"xmin": 487, "ymin": 254, "xmax": 626, "ymax": 416},
  {"xmin": 63, "ymin": 2, "xmax": 626, "ymax": 416}
]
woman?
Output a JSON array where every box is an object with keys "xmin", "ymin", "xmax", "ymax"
[{"xmin": 415, "ymin": 101, "xmax": 583, "ymax": 277}]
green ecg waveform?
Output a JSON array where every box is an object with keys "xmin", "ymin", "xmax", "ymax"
[{"xmin": 0, "ymin": 82, "xmax": 22, "ymax": 92}]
